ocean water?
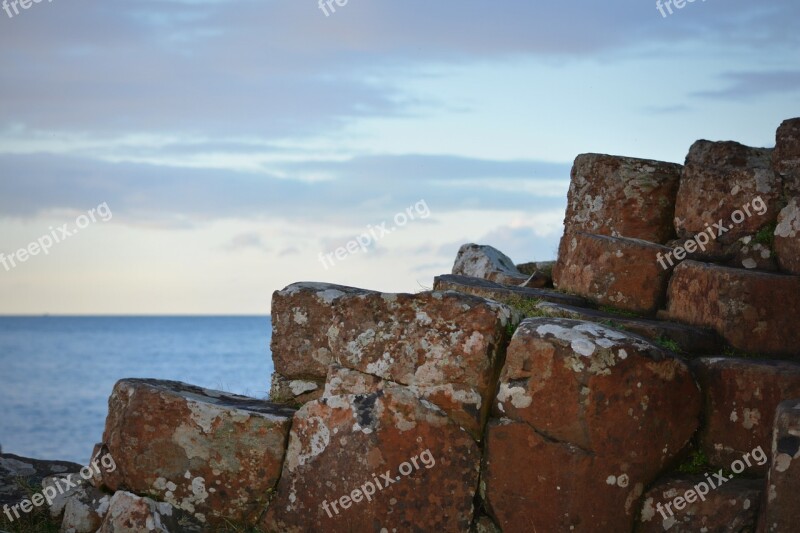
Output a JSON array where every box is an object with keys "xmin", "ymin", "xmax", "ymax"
[{"xmin": 0, "ymin": 317, "xmax": 273, "ymax": 464}]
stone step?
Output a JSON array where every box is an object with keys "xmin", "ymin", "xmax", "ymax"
[
  {"xmin": 534, "ymin": 302, "xmax": 723, "ymax": 354},
  {"xmin": 433, "ymin": 273, "xmax": 591, "ymax": 308}
]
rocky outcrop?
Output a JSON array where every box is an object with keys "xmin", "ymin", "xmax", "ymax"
[
  {"xmin": 269, "ymin": 282, "xmax": 519, "ymax": 438},
  {"xmin": 0, "ymin": 453, "xmax": 81, "ymax": 505},
  {"xmin": 262, "ymin": 383, "xmax": 480, "ymax": 532},
  {"xmin": 564, "ymin": 154, "xmax": 682, "ymax": 243},
  {"xmin": 451, "ymin": 243, "xmax": 529, "ymax": 286},
  {"xmin": 433, "ymin": 273, "xmax": 590, "ymax": 307},
  {"xmin": 774, "ymin": 117, "xmax": 800, "ymax": 197},
  {"xmin": 775, "ymin": 198, "xmax": 800, "ymax": 275},
  {"xmin": 553, "ymin": 232, "xmax": 674, "ymax": 314},
  {"xmin": 762, "ymin": 399, "xmax": 800, "ymax": 532},
  {"xmin": 665, "ymin": 261, "xmax": 800, "ymax": 356},
  {"xmin": 95, "ymin": 379, "xmax": 295, "ymax": 526},
  {"xmin": 691, "ymin": 358, "xmax": 800, "ymax": 475},
  {"xmin": 483, "ymin": 318, "xmax": 700, "ymax": 532}
]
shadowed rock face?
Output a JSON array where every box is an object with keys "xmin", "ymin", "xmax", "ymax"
[
  {"xmin": 638, "ymin": 476, "xmax": 762, "ymax": 533},
  {"xmin": 763, "ymin": 400, "xmax": 800, "ymax": 533},
  {"xmin": 270, "ymin": 282, "xmax": 520, "ymax": 438},
  {"xmin": 553, "ymin": 232, "xmax": 674, "ymax": 314},
  {"xmin": 775, "ymin": 198, "xmax": 800, "ymax": 275},
  {"xmin": 262, "ymin": 383, "xmax": 480, "ymax": 533},
  {"xmin": 564, "ymin": 153, "xmax": 682, "ymax": 244},
  {"xmin": 774, "ymin": 118, "xmax": 800, "ymax": 197},
  {"xmin": 666, "ymin": 261, "xmax": 800, "ymax": 357},
  {"xmin": 0, "ymin": 454, "xmax": 81, "ymax": 505},
  {"xmin": 96, "ymin": 379, "xmax": 295, "ymax": 526},
  {"xmin": 692, "ymin": 358, "xmax": 800, "ymax": 475},
  {"xmin": 434, "ymin": 273, "xmax": 591, "ymax": 308},
  {"xmin": 674, "ymin": 140, "xmax": 781, "ymax": 244},
  {"xmin": 483, "ymin": 318, "xmax": 701, "ymax": 532}
]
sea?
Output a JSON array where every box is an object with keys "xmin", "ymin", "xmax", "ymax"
[{"xmin": 0, "ymin": 316, "xmax": 273, "ymax": 464}]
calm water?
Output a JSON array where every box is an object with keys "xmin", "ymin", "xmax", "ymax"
[{"xmin": 0, "ymin": 317, "xmax": 273, "ymax": 464}]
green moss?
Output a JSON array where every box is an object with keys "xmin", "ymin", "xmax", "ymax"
[
  {"xmin": 677, "ymin": 448, "xmax": 711, "ymax": 475},
  {"xmin": 598, "ymin": 305, "xmax": 640, "ymax": 318},
  {"xmin": 499, "ymin": 295, "xmax": 545, "ymax": 318},
  {"xmin": 753, "ymin": 223, "xmax": 777, "ymax": 249},
  {"xmin": 655, "ymin": 336, "xmax": 682, "ymax": 353}
]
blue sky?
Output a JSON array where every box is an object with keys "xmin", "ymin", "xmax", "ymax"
[{"xmin": 0, "ymin": 0, "xmax": 797, "ymax": 314}]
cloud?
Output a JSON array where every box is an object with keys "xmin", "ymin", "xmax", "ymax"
[
  {"xmin": 691, "ymin": 70, "xmax": 800, "ymax": 100},
  {"xmin": 222, "ymin": 232, "xmax": 270, "ymax": 253}
]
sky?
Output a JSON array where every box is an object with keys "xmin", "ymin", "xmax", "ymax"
[{"xmin": 0, "ymin": 0, "xmax": 797, "ymax": 315}]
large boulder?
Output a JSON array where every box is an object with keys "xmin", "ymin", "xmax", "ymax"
[
  {"xmin": 666, "ymin": 261, "xmax": 800, "ymax": 357},
  {"xmin": 674, "ymin": 140, "xmax": 781, "ymax": 244},
  {"xmin": 270, "ymin": 282, "xmax": 520, "ymax": 438},
  {"xmin": 553, "ymin": 232, "xmax": 674, "ymax": 314},
  {"xmin": 262, "ymin": 383, "xmax": 480, "ymax": 532},
  {"xmin": 762, "ymin": 399, "xmax": 800, "ymax": 533},
  {"xmin": 773, "ymin": 117, "xmax": 800, "ymax": 197},
  {"xmin": 564, "ymin": 153, "xmax": 682, "ymax": 243},
  {"xmin": 775, "ymin": 198, "xmax": 800, "ymax": 275},
  {"xmin": 638, "ymin": 476, "xmax": 761, "ymax": 533},
  {"xmin": 483, "ymin": 318, "xmax": 701, "ymax": 532},
  {"xmin": 451, "ymin": 244, "xmax": 528, "ymax": 285},
  {"xmin": 691, "ymin": 357, "xmax": 800, "ymax": 474},
  {"xmin": 96, "ymin": 379, "xmax": 295, "ymax": 526}
]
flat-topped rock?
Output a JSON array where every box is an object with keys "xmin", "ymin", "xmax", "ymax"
[
  {"xmin": 433, "ymin": 273, "xmax": 591, "ymax": 308},
  {"xmin": 674, "ymin": 140, "xmax": 780, "ymax": 244},
  {"xmin": 691, "ymin": 357, "xmax": 800, "ymax": 475},
  {"xmin": 638, "ymin": 476, "xmax": 762, "ymax": 533},
  {"xmin": 666, "ymin": 261, "xmax": 800, "ymax": 357},
  {"xmin": 564, "ymin": 153, "xmax": 682, "ymax": 243},
  {"xmin": 534, "ymin": 302, "xmax": 723, "ymax": 354},
  {"xmin": 270, "ymin": 281, "xmax": 520, "ymax": 438},
  {"xmin": 553, "ymin": 232, "xmax": 674, "ymax": 314},
  {"xmin": 96, "ymin": 379, "xmax": 295, "ymax": 526}
]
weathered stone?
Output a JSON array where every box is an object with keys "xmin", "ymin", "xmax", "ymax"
[
  {"xmin": 638, "ymin": 476, "xmax": 761, "ymax": 533},
  {"xmin": 269, "ymin": 373, "xmax": 324, "ymax": 405},
  {"xmin": 674, "ymin": 140, "xmax": 781, "ymax": 244},
  {"xmin": 553, "ymin": 232, "xmax": 674, "ymax": 314},
  {"xmin": 775, "ymin": 198, "xmax": 800, "ymax": 275},
  {"xmin": 451, "ymin": 243, "xmax": 528, "ymax": 285},
  {"xmin": 516, "ymin": 260, "xmax": 554, "ymax": 278},
  {"xmin": 762, "ymin": 399, "xmax": 800, "ymax": 533},
  {"xmin": 666, "ymin": 261, "xmax": 800, "ymax": 356},
  {"xmin": 270, "ymin": 282, "xmax": 519, "ymax": 438},
  {"xmin": 97, "ymin": 491, "xmax": 202, "ymax": 533},
  {"xmin": 0, "ymin": 453, "xmax": 81, "ymax": 506},
  {"xmin": 773, "ymin": 117, "xmax": 800, "ymax": 196},
  {"xmin": 322, "ymin": 365, "xmax": 383, "ymax": 398},
  {"xmin": 98, "ymin": 379, "xmax": 295, "ymax": 526},
  {"xmin": 564, "ymin": 153, "xmax": 682, "ymax": 243},
  {"xmin": 262, "ymin": 383, "xmax": 480, "ymax": 532},
  {"xmin": 495, "ymin": 318, "xmax": 700, "ymax": 466},
  {"xmin": 57, "ymin": 480, "xmax": 110, "ymax": 533},
  {"xmin": 691, "ymin": 357, "xmax": 800, "ymax": 474},
  {"xmin": 433, "ymin": 274, "xmax": 591, "ymax": 308},
  {"xmin": 534, "ymin": 302, "xmax": 723, "ymax": 354},
  {"xmin": 726, "ymin": 234, "xmax": 779, "ymax": 271},
  {"xmin": 471, "ymin": 514, "xmax": 502, "ymax": 533},
  {"xmin": 482, "ymin": 419, "xmax": 646, "ymax": 532}
]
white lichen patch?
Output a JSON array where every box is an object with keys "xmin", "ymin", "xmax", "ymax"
[
  {"xmin": 742, "ymin": 408, "xmax": 760, "ymax": 429},
  {"xmin": 289, "ymin": 380, "xmax": 319, "ymax": 397},
  {"xmin": 292, "ymin": 309, "xmax": 308, "ymax": 325},
  {"xmin": 497, "ymin": 383, "xmax": 532, "ymax": 409}
]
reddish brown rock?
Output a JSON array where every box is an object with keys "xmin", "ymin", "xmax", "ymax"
[
  {"xmin": 97, "ymin": 379, "xmax": 295, "ymax": 526},
  {"xmin": 564, "ymin": 154, "xmax": 682, "ymax": 243},
  {"xmin": 691, "ymin": 357, "xmax": 800, "ymax": 474},
  {"xmin": 762, "ymin": 399, "xmax": 800, "ymax": 533},
  {"xmin": 495, "ymin": 318, "xmax": 700, "ymax": 469},
  {"xmin": 775, "ymin": 198, "xmax": 800, "ymax": 275},
  {"xmin": 638, "ymin": 476, "xmax": 761, "ymax": 533},
  {"xmin": 553, "ymin": 232, "xmax": 674, "ymax": 314},
  {"xmin": 674, "ymin": 140, "xmax": 781, "ymax": 244},
  {"xmin": 482, "ymin": 419, "xmax": 647, "ymax": 532},
  {"xmin": 97, "ymin": 491, "xmax": 202, "ymax": 533},
  {"xmin": 270, "ymin": 282, "xmax": 520, "ymax": 438},
  {"xmin": 666, "ymin": 260, "xmax": 800, "ymax": 356},
  {"xmin": 773, "ymin": 117, "xmax": 800, "ymax": 196},
  {"xmin": 451, "ymin": 243, "xmax": 528, "ymax": 285},
  {"xmin": 533, "ymin": 302, "xmax": 723, "ymax": 354},
  {"xmin": 262, "ymin": 384, "xmax": 480, "ymax": 532},
  {"xmin": 433, "ymin": 274, "xmax": 591, "ymax": 308},
  {"xmin": 727, "ymin": 234, "xmax": 779, "ymax": 271},
  {"xmin": 269, "ymin": 373, "xmax": 324, "ymax": 405}
]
